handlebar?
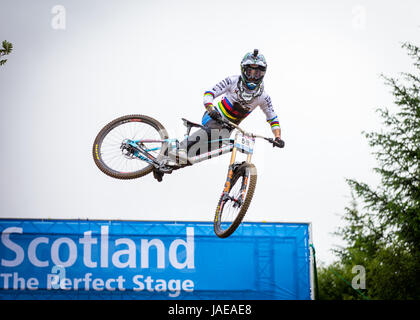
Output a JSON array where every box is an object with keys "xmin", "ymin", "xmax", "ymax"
[
  {"xmin": 217, "ymin": 118, "xmax": 284, "ymax": 148},
  {"xmin": 264, "ymin": 137, "xmax": 285, "ymax": 148}
]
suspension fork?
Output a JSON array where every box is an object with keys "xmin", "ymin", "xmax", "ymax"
[
  {"xmin": 222, "ymin": 132, "xmax": 253, "ymax": 197},
  {"xmin": 223, "ymin": 132, "xmax": 239, "ymax": 193}
]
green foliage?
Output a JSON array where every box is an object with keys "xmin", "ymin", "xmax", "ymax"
[
  {"xmin": 318, "ymin": 263, "xmax": 360, "ymax": 300},
  {"xmin": 319, "ymin": 243, "xmax": 419, "ymax": 299},
  {"xmin": 0, "ymin": 40, "xmax": 13, "ymax": 66},
  {"xmin": 318, "ymin": 42, "xmax": 420, "ymax": 300}
]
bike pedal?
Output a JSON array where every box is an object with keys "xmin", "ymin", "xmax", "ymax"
[{"xmin": 152, "ymin": 169, "xmax": 164, "ymax": 182}]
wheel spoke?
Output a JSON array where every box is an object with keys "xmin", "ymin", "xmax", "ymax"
[
  {"xmin": 97, "ymin": 118, "xmax": 165, "ymax": 175},
  {"xmin": 214, "ymin": 164, "xmax": 255, "ymax": 238},
  {"xmin": 221, "ymin": 176, "xmax": 246, "ymax": 225}
]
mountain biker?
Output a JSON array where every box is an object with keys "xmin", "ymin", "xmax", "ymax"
[{"xmin": 174, "ymin": 49, "xmax": 284, "ymax": 162}]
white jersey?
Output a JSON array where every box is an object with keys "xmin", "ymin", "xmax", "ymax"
[{"xmin": 203, "ymin": 75, "xmax": 280, "ymax": 131}]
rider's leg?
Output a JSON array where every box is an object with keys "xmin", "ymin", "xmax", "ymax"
[
  {"xmin": 182, "ymin": 128, "xmax": 209, "ymax": 157},
  {"xmin": 207, "ymin": 121, "xmax": 233, "ymax": 150},
  {"xmin": 168, "ymin": 112, "xmax": 213, "ymax": 163},
  {"xmin": 179, "ymin": 111, "xmax": 212, "ymax": 153},
  {"xmin": 168, "ymin": 125, "xmax": 208, "ymax": 164},
  {"xmin": 181, "ymin": 113, "xmax": 233, "ymax": 158}
]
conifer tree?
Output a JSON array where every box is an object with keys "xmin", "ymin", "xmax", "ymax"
[
  {"xmin": 319, "ymin": 42, "xmax": 420, "ymax": 299},
  {"xmin": 0, "ymin": 40, "xmax": 13, "ymax": 66}
]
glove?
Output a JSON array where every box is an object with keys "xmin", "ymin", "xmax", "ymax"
[
  {"xmin": 274, "ymin": 137, "xmax": 285, "ymax": 148},
  {"xmin": 208, "ymin": 108, "xmax": 222, "ymax": 121}
]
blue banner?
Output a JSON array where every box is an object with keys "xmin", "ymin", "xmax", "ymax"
[{"xmin": 0, "ymin": 219, "xmax": 313, "ymax": 300}]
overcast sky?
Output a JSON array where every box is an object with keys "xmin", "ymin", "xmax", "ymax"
[{"xmin": 1, "ymin": 0, "xmax": 419, "ymax": 264}]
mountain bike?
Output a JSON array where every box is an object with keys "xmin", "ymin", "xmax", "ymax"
[{"xmin": 92, "ymin": 114, "xmax": 283, "ymax": 238}]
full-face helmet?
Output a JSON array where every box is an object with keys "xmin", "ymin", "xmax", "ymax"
[{"xmin": 240, "ymin": 49, "xmax": 267, "ymax": 90}]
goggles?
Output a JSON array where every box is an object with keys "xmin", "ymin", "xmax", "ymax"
[{"xmin": 244, "ymin": 64, "xmax": 266, "ymax": 80}]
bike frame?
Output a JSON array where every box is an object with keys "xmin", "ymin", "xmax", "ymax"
[
  {"xmin": 126, "ymin": 127, "xmax": 255, "ymax": 169},
  {"xmin": 126, "ymin": 128, "xmax": 255, "ymax": 206},
  {"xmin": 115, "ymin": 117, "xmax": 280, "ymax": 222},
  {"xmin": 121, "ymin": 117, "xmax": 279, "ymax": 190}
]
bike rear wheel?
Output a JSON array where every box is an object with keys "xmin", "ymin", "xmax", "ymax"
[
  {"xmin": 93, "ymin": 114, "xmax": 168, "ymax": 179},
  {"xmin": 214, "ymin": 162, "xmax": 257, "ymax": 238}
]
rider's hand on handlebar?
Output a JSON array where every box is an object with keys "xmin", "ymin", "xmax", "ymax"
[
  {"xmin": 273, "ymin": 137, "xmax": 285, "ymax": 148},
  {"xmin": 208, "ymin": 109, "xmax": 235, "ymax": 130},
  {"xmin": 209, "ymin": 109, "xmax": 222, "ymax": 121}
]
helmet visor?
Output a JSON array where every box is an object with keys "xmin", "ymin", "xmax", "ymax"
[{"xmin": 244, "ymin": 64, "xmax": 266, "ymax": 81}]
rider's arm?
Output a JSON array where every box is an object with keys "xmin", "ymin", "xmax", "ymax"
[
  {"xmin": 268, "ymin": 116, "xmax": 281, "ymax": 139},
  {"xmin": 260, "ymin": 94, "xmax": 281, "ymax": 139},
  {"xmin": 272, "ymin": 127, "xmax": 281, "ymax": 139},
  {"xmin": 203, "ymin": 76, "xmax": 234, "ymax": 112}
]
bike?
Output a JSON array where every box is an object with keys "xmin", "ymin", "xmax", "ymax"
[{"xmin": 92, "ymin": 114, "xmax": 283, "ymax": 238}]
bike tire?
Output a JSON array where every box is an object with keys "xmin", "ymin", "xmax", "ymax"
[
  {"xmin": 214, "ymin": 162, "xmax": 257, "ymax": 238},
  {"xmin": 92, "ymin": 114, "xmax": 169, "ymax": 180}
]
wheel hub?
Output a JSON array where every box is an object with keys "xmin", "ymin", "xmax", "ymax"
[{"xmin": 120, "ymin": 139, "xmax": 137, "ymax": 159}]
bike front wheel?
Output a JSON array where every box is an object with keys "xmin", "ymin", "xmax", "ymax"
[
  {"xmin": 93, "ymin": 114, "xmax": 169, "ymax": 180},
  {"xmin": 214, "ymin": 162, "xmax": 257, "ymax": 238}
]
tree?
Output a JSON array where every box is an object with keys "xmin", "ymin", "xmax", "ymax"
[
  {"xmin": 318, "ymin": 42, "xmax": 420, "ymax": 299},
  {"xmin": 0, "ymin": 40, "xmax": 13, "ymax": 66}
]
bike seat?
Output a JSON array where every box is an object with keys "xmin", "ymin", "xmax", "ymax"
[{"xmin": 182, "ymin": 118, "xmax": 204, "ymax": 129}]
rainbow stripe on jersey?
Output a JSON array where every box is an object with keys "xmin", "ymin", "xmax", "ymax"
[
  {"xmin": 217, "ymin": 97, "xmax": 251, "ymax": 124},
  {"xmin": 204, "ymin": 91, "xmax": 215, "ymax": 98},
  {"xmin": 267, "ymin": 116, "xmax": 280, "ymax": 129}
]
